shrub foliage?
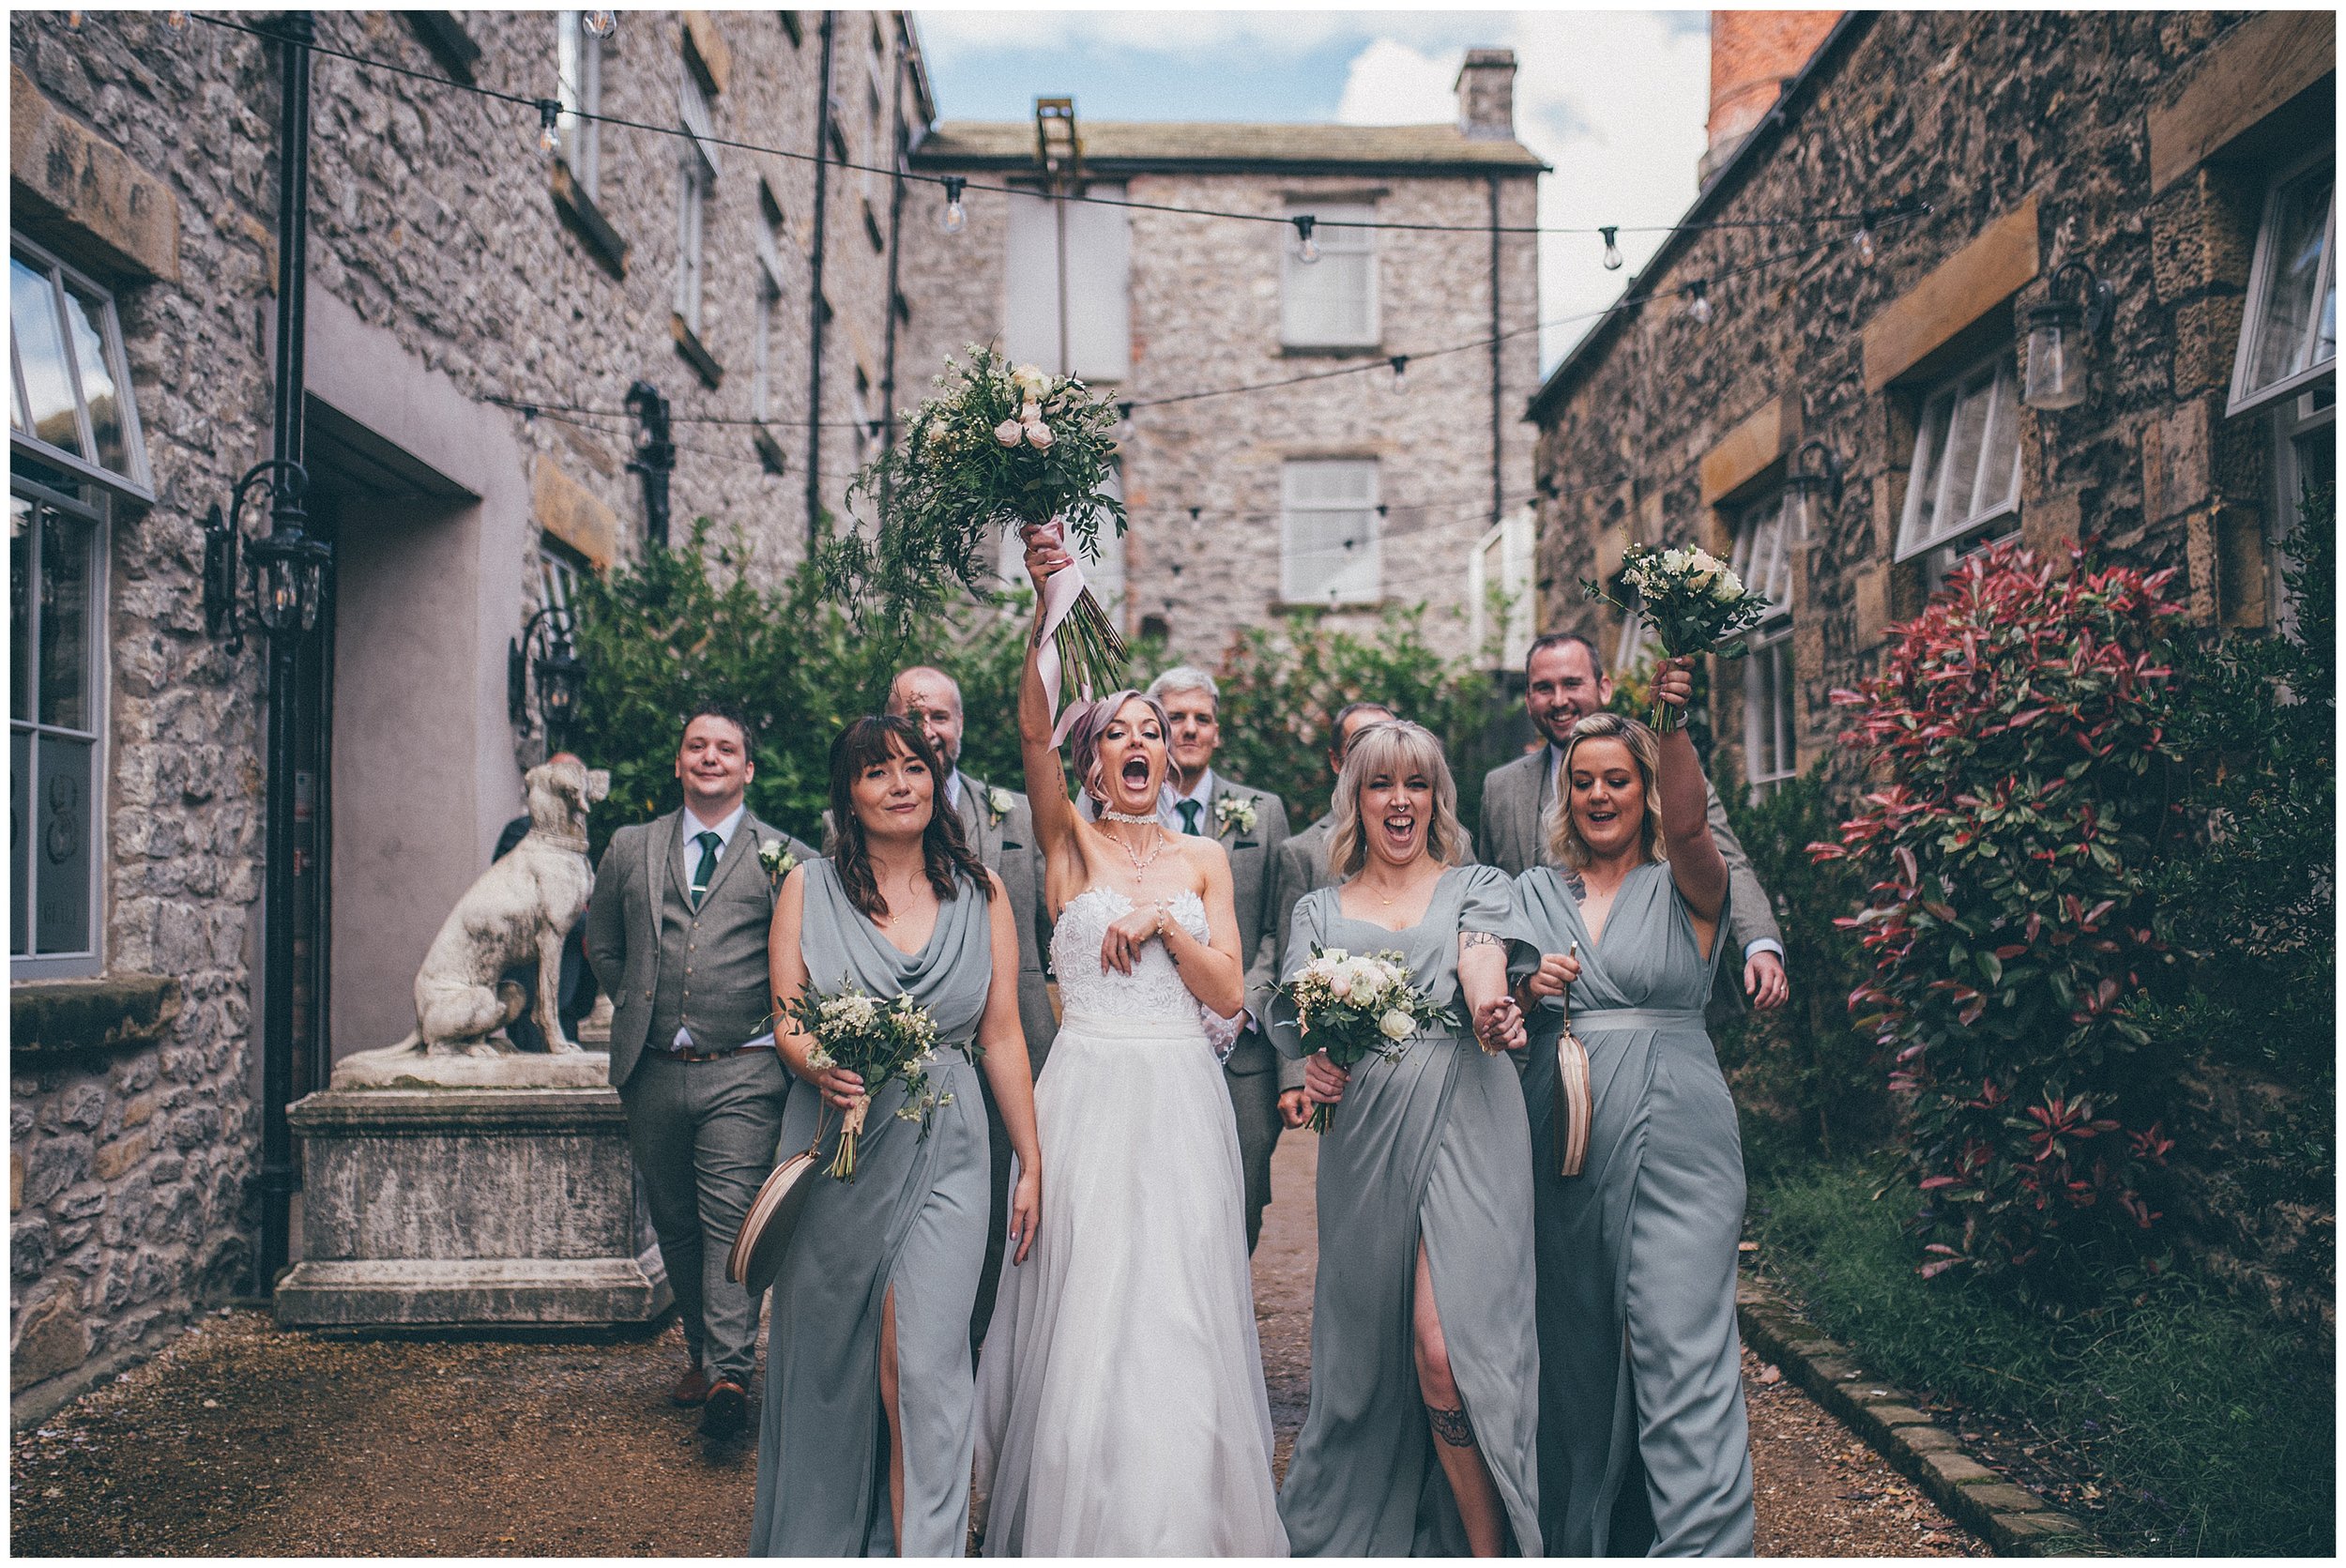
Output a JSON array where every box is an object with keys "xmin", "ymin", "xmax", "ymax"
[{"xmin": 1814, "ymin": 539, "xmax": 2189, "ymax": 1298}]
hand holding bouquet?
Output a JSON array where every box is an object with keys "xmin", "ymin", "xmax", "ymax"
[
  {"xmin": 783, "ymin": 983, "xmax": 961, "ymax": 1181},
  {"xmin": 1275, "ymin": 946, "xmax": 1460, "ymax": 1133},
  {"xmin": 1583, "ymin": 543, "xmax": 1776, "ymax": 733},
  {"xmin": 832, "ymin": 345, "xmax": 1128, "ymax": 709}
]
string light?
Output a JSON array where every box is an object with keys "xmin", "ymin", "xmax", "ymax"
[
  {"xmin": 163, "ymin": 10, "xmax": 189, "ymax": 29},
  {"xmin": 65, "ymin": 11, "xmax": 82, "ymax": 30},
  {"xmin": 1683, "ymin": 280, "xmax": 1713, "ymax": 326},
  {"xmin": 1600, "ymin": 226, "xmax": 1622, "ymax": 271},
  {"xmin": 536, "ymin": 99, "xmax": 561, "ymax": 156},
  {"xmin": 1388, "ymin": 356, "xmax": 1409, "ymax": 396},
  {"xmin": 1291, "ymin": 215, "xmax": 1319, "ymax": 266},
  {"xmin": 940, "ymin": 175, "xmax": 967, "ymax": 236},
  {"xmin": 583, "ymin": 11, "xmax": 617, "ymax": 39},
  {"xmin": 1854, "ymin": 209, "xmax": 1879, "ymax": 266}
]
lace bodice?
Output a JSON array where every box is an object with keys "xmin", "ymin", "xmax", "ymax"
[{"xmin": 1051, "ymin": 887, "xmax": 1213, "ymax": 1022}]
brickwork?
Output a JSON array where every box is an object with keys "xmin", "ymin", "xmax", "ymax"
[{"xmin": 8, "ymin": 8, "xmax": 920, "ymax": 1420}]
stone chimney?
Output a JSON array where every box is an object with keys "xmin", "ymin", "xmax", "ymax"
[
  {"xmin": 1701, "ymin": 11, "xmax": 1838, "ymax": 183},
  {"xmin": 1455, "ymin": 48, "xmax": 1517, "ymax": 141}
]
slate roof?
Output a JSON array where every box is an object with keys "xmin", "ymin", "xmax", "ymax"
[{"xmin": 912, "ymin": 120, "xmax": 1547, "ymax": 176}]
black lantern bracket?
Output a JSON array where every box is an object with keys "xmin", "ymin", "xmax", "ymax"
[
  {"xmin": 1783, "ymin": 439, "xmax": 1846, "ymax": 545},
  {"xmin": 203, "ymin": 458, "xmax": 325, "ymax": 655},
  {"xmin": 509, "ymin": 602, "xmax": 586, "ymax": 744},
  {"xmin": 2042, "ymin": 259, "xmax": 2116, "ymax": 337}
]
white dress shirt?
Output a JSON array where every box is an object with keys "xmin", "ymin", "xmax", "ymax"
[{"xmin": 1159, "ymin": 768, "xmax": 1217, "ymax": 835}]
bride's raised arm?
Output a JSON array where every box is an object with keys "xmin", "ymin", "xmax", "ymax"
[{"xmin": 1016, "ymin": 525, "xmax": 1086, "ymax": 881}]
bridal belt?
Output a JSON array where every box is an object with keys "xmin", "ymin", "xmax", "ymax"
[
  {"xmin": 1566, "ymin": 1006, "xmax": 1708, "ymax": 1032},
  {"xmin": 1058, "ymin": 1007, "xmax": 1208, "ymax": 1043}
]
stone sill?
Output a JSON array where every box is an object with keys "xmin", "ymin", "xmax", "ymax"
[
  {"xmin": 751, "ymin": 422, "xmax": 790, "ymax": 475},
  {"xmin": 10, "ymin": 974, "xmax": 181, "ymax": 1059},
  {"xmin": 1268, "ymin": 596, "xmax": 1409, "ymax": 615},
  {"xmin": 672, "ymin": 313, "xmax": 724, "ymax": 390},
  {"xmin": 1278, "ymin": 343, "xmax": 1385, "ymax": 359},
  {"xmin": 552, "ymin": 162, "xmax": 629, "ymax": 282}
]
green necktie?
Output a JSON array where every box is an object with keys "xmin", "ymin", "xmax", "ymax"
[
  {"xmin": 1177, "ymin": 799, "xmax": 1203, "ymax": 836},
  {"xmin": 690, "ymin": 830, "xmax": 723, "ymax": 907}
]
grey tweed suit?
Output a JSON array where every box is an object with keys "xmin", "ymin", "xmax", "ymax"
[
  {"xmin": 584, "ymin": 807, "xmax": 815, "ymax": 1385},
  {"xmin": 1476, "ymin": 748, "xmax": 1782, "ymax": 1002}
]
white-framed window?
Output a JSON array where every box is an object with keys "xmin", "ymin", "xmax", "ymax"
[
  {"xmin": 556, "ymin": 10, "xmax": 603, "ymax": 199},
  {"xmin": 11, "ymin": 462, "xmax": 107, "ymax": 978},
  {"xmin": 2269, "ymin": 384, "xmax": 2335, "ymax": 634},
  {"xmin": 10, "ymin": 236, "xmax": 151, "ymax": 504},
  {"xmin": 540, "ymin": 534, "xmax": 584, "ymax": 621},
  {"xmin": 753, "ymin": 195, "xmax": 786, "ymax": 424},
  {"xmin": 1004, "ymin": 185, "xmax": 1131, "ymax": 382},
  {"xmin": 1281, "ymin": 458, "xmax": 1380, "ymax": 604},
  {"xmin": 1468, "ymin": 509, "xmax": 1534, "ymax": 668},
  {"xmin": 676, "ymin": 53, "xmax": 720, "ymax": 334},
  {"xmin": 1611, "ymin": 609, "xmax": 1652, "ymax": 680},
  {"xmin": 998, "ymin": 461, "xmax": 1124, "ymax": 612},
  {"xmin": 1732, "ymin": 494, "xmax": 1797, "ymax": 799},
  {"xmin": 2229, "ymin": 152, "xmax": 2336, "ymax": 419},
  {"xmin": 1281, "ymin": 200, "xmax": 1379, "ymax": 349},
  {"xmin": 1893, "ymin": 348, "xmax": 2022, "ymax": 566}
]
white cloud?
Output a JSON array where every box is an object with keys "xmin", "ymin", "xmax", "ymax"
[{"xmin": 1334, "ymin": 39, "xmax": 1462, "ymax": 127}]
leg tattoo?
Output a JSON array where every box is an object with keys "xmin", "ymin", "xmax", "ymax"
[{"xmin": 1427, "ymin": 1401, "xmax": 1477, "ymax": 1448}]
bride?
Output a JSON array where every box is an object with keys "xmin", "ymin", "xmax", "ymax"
[{"xmin": 970, "ymin": 525, "xmax": 1289, "ymax": 1557}]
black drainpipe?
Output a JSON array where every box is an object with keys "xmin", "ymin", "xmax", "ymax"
[
  {"xmin": 802, "ymin": 11, "xmax": 836, "ymax": 543},
  {"xmin": 258, "ymin": 9, "xmax": 314, "ymax": 1289},
  {"xmin": 1487, "ymin": 175, "xmax": 1504, "ymax": 530},
  {"xmin": 880, "ymin": 16, "xmax": 908, "ymax": 482}
]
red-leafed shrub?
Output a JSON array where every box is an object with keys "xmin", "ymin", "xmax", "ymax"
[{"xmin": 1812, "ymin": 539, "xmax": 2188, "ymax": 1302}]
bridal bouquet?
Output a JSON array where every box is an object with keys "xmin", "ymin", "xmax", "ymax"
[
  {"xmin": 1276, "ymin": 946, "xmax": 1460, "ymax": 1134},
  {"xmin": 832, "ymin": 344, "xmax": 1129, "ymax": 707},
  {"xmin": 1582, "ymin": 543, "xmax": 1776, "ymax": 733},
  {"xmin": 782, "ymin": 983, "xmax": 961, "ymax": 1181}
]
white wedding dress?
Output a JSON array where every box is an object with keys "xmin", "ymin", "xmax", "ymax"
[{"xmin": 972, "ymin": 887, "xmax": 1289, "ymax": 1557}]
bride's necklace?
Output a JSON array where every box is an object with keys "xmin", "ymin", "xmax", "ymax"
[
  {"xmin": 1103, "ymin": 821, "xmax": 1164, "ymax": 880},
  {"xmin": 1099, "ymin": 808, "xmax": 1157, "ymax": 825}
]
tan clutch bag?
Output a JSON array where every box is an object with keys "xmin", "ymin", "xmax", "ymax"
[
  {"xmin": 727, "ymin": 1143, "xmax": 821, "ymax": 1295},
  {"xmin": 1553, "ymin": 1008, "xmax": 1592, "ymax": 1179}
]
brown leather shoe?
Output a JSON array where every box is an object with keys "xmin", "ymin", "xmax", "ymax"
[
  {"xmin": 670, "ymin": 1362, "xmax": 711, "ymax": 1408},
  {"xmin": 699, "ymin": 1378, "xmax": 748, "ymax": 1439}
]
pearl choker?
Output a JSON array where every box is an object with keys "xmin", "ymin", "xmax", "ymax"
[{"xmin": 1099, "ymin": 809, "xmax": 1158, "ymax": 826}]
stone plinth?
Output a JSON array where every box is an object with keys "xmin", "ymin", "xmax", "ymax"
[{"xmin": 275, "ymin": 1066, "xmax": 668, "ymax": 1330}]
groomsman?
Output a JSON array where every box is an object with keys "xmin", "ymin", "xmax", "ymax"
[
  {"xmin": 1478, "ymin": 632, "xmax": 1790, "ymax": 1013},
  {"xmin": 1262, "ymin": 700, "xmax": 1395, "ymax": 1130},
  {"xmin": 1144, "ymin": 666, "xmax": 1290, "ymax": 1253},
  {"xmin": 584, "ymin": 707, "xmax": 816, "ymax": 1442},
  {"xmin": 883, "ymin": 665, "xmax": 1054, "ymax": 1349}
]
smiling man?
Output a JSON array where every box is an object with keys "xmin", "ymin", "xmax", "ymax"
[
  {"xmin": 1478, "ymin": 632, "xmax": 1789, "ymax": 1012},
  {"xmin": 584, "ymin": 705, "xmax": 815, "ymax": 1446}
]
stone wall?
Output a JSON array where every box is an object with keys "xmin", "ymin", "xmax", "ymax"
[
  {"xmin": 898, "ymin": 161, "xmax": 1541, "ymax": 664},
  {"xmin": 9, "ymin": 8, "xmax": 920, "ymax": 1422}
]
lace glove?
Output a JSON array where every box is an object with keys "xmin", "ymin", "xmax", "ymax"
[{"xmin": 1198, "ymin": 1004, "xmax": 1244, "ymax": 1064}]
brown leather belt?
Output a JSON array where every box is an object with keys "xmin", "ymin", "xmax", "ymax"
[{"xmin": 663, "ymin": 1043, "xmax": 771, "ymax": 1064}]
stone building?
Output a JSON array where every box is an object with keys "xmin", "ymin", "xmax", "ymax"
[
  {"xmin": 9, "ymin": 8, "xmax": 929, "ymax": 1419},
  {"xmin": 1527, "ymin": 10, "xmax": 2334, "ymax": 799},
  {"xmin": 898, "ymin": 50, "xmax": 1545, "ymax": 664}
]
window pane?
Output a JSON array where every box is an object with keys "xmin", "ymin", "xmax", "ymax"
[
  {"xmin": 1941, "ymin": 372, "xmax": 1994, "ymax": 522},
  {"xmin": 11, "ymin": 256, "xmax": 82, "ymax": 458},
  {"xmin": 11, "ymin": 495, "xmax": 32, "ymax": 723},
  {"xmin": 1283, "ymin": 203, "xmax": 1378, "ymax": 347},
  {"xmin": 1284, "ymin": 509, "xmax": 1379, "ymax": 601},
  {"xmin": 2248, "ymin": 167, "xmax": 2335, "ymax": 392},
  {"xmin": 33, "ymin": 732, "xmax": 92, "ymax": 954},
  {"xmin": 1976, "ymin": 360, "xmax": 2021, "ymax": 518},
  {"xmin": 1907, "ymin": 391, "xmax": 1953, "ymax": 545},
  {"xmin": 38, "ymin": 505, "xmax": 91, "ymax": 731},
  {"xmin": 11, "ymin": 727, "xmax": 29, "ymax": 956},
  {"xmin": 61, "ymin": 281, "xmax": 128, "ymax": 476}
]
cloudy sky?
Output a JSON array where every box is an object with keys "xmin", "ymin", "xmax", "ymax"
[{"xmin": 912, "ymin": 9, "xmax": 1714, "ymax": 373}]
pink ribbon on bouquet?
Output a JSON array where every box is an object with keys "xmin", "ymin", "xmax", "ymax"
[{"xmin": 1024, "ymin": 521, "xmax": 1094, "ymax": 747}]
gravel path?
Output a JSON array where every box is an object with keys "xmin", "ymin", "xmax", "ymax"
[{"xmin": 11, "ymin": 1131, "xmax": 1983, "ymax": 1556}]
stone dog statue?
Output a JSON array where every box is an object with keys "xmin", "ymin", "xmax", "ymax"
[{"xmin": 400, "ymin": 756, "xmax": 610, "ymax": 1055}]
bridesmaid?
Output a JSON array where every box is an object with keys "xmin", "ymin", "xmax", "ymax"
[
  {"xmin": 751, "ymin": 715, "xmax": 1043, "ymax": 1558},
  {"xmin": 1270, "ymin": 720, "xmax": 1543, "ymax": 1558},
  {"xmin": 1512, "ymin": 658, "xmax": 1754, "ymax": 1556}
]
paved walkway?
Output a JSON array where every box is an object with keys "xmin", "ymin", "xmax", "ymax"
[{"xmin": 11, "ymin": 1133, "xmax": 1980, "ymax": 1555}]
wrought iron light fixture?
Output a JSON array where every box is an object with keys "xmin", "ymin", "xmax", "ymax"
[
  {"xmin": 202, "ymin": 459, "xmax": 329, "ymax": 654},
  {"xmin": 509, "ymin": 604, "xmax": 586, "ymax": 744},
  {"xmin": 1782, "ymin": 439, "xmax": 1846, "ymax": 544},
  {"xmin": 2022, "ymin": 260, "xmax": 2115, "ymax": 411}
]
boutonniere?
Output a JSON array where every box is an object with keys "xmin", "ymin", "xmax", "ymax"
[
  {"xmin": 757, "ymin": 838, "xmax": 798, "ymax": 884},
  {"xmin": 984, "ymin": 786, "xmax": 1013, "ymax": 827},
  {"xmin": 1214, "ymin": 795, "xmax": 1257, "ymax": 838}
]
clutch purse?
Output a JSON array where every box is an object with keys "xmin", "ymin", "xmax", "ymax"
[
  {"xmin": 1552, "ymin": 1012, "xmax": 1592, "ymax": 1178},
  {"xmin": 726, "ymin": 1143, "xmax": 821, "ymax": 1295}
]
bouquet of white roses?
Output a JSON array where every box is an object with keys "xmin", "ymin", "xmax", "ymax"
[
  {"xmin": 782, "ymin": 982, "xmax": 963, "ymax": 1181},
  {"xmin": 831, "ymin": 344, "xmax": 1128, "ymax": 708},
  {"xmin": 1582, "ymin": 543, "xmax": 1777, "ymax": 733},
  {"xmin": 1275, "ymin": 946, "xmax": 1460, "ymax": 1134}
]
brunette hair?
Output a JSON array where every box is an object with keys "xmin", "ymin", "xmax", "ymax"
[
  {"xmin": 1063, "ymin": 689, "xmax": 1171, "ymax": 803},
  {"xmin": 1544, "ymin": 711, "xmax": 1668, "ymax": 870},
  {"xmin": 828, "ymin": 715, "xmax": 991, "ymax": 921},
  {"xmin": 1327, "ymin": 720, "xmax": 1469, "ymax": 877}
]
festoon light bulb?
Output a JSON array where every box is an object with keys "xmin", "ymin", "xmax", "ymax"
[
  {"xmin": 584, "ymin": 10, "xmax": 617, "ymax": 38},
  {"xmin": 1600, "ymin": 225, "xmax": 1623, "ymax": 271},
  {"xmin": 1388, "ymin": 356, "xmax": 1409, "ymax": 396},
  {"xmin": 1683, "ymin": 280, "xmax": 1713, "ymax": 326},
  {"xmin": 1291, "ymin": 214, "xmax": 1320, "ymax": 266},
  {"xmin": 537, "ymin": 99, "xmax": 562, "ymax": 157},
  {"xmin": 940, "ymin": 176, "xmax": 967, "ymax": 236}
]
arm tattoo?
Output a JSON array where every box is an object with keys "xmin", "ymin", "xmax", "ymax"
[
  {"xmin": 1459, "ymin": 931, "xmax": 1502, "ymax": 951},
  {"xmin": 1426, "ymin": 1402, "xmax": 1478, "ymax": 1448}
]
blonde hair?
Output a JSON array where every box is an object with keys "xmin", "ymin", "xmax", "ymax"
[
  {"xmin": 1328, "ymin": 720, "xmax": 1469, "ymax": 877},
  {"xmin": 1545, "ymin": 712, "xmax": 1668, "ymax": 870}
]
